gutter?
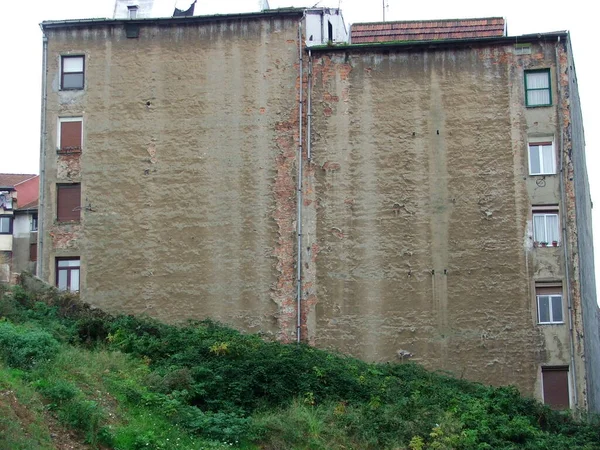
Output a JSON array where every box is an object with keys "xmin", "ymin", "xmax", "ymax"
[{"xmin": 38, "ymin": 30, "xmax": 48, "ymax": 279}]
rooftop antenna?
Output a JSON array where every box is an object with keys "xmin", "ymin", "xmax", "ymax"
[{"xmin": 382, "ymin": 0, "xmax": 386, "ymax": 22}]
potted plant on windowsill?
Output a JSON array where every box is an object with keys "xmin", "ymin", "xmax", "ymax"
[
  {"xmin": 540, "ymin": 242, "xmax": 548, "ymax": 247},
  {"xmin": 552, "ymin": 240, "xmax": 559, "ymax": 247}
]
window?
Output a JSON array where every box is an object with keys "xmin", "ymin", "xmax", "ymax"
[
  {"xmin": 528, "ymin": 141, "xmax": 555, "ymax": 175},
  {"xmin": 525, "ymin": 69, "xmax": 551, "ymax": 107},
  {"xmin": 57, "ymin": 184, "xmax": 81, "ymax": 222},
  {"xmin": 31, "ymin": 213, "xmax": 38, "ymax": 232},
  {"xmin": 0, "ymin": 216, "xmax": 12, "ymax": 234},
  {"xmin": 542, "ymin": 366, "xmax": 570, "ymax": 410},
  {"xmin": 61, "ymin": 55, "xmax": 84, "ymax": 90},
  {"xmin": 536, "ymin": 285, "xmax": 563, "ymax": 324},
  {"xmin": 533, "ymin": 207, "xmax": 559, "ymax": 246},
  {"xmin": 128, "ymin": 5, "xmax": 138, "ymax": 19},
  {"xmin": 56, "ymin": 257, "xmax": 80, "ymax": 292},
  {"xmin": 58, "ymin": 118, "xmax": 82, "ymax": 153},
  {"xmin": 30, "ymin": 243, "xmax": 37, "ymax": 262}
]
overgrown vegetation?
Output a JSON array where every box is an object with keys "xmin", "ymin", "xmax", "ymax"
[{"xmin": 0, "ymin": 279, "xmax": 599, "ymax": 449}]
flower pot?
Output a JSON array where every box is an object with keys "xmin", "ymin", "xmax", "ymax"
[{"xmin": 552, "ymin": 241, "xmax": 558, "ymax": 247}]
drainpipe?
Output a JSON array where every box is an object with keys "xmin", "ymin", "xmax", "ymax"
[
  {"xmin": 307, "ymin": 49, "xmax": 313, "ymax": 161},
  {"xmin": 296, "ymin": 17, "xmax": 305, "ymax": 343},
  {"xmin": 556, "ymin": 44, "xmax": 578, "ymax": 409},
  {"xmin": 38, "ymin": 30, "xmax": 48, "ymax": 280}
]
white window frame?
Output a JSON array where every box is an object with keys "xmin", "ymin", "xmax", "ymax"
[
  {"xmin": 537, "ymin": 293, "xmax": 564, "ymax": 324},
  {"xmin": 57, "ymin": 117, "xmax": 83, "ymax": 152},
  {"xmin": 533, "ymin": 207, "xmax": 560, "ymax": 246},
  {"xmin": 528, "ymin": 140, "xmax": 555, "ymax": 175}
]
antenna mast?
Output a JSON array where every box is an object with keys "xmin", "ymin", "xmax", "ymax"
[{"xmin": 383, "ymin": 0, "xmax": 385, "ymax": 22}]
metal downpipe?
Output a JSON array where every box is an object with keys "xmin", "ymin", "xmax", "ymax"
[
  {"xmin": 556, "ymin": 44, "xmax": 578, "ymax": 409},
  {"xmin": 38, "ymin": 32, "xmax": 48, "ymax": 279},
  {"xmin": 296, "ymin": 20, "xmax": 304, "ymax": 343}
]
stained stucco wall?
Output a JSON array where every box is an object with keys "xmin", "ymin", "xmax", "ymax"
[
  {"xmin": 564, "ymin": 39, "xmax": 600, "ymax": 412},
  {"xmin": 307, "ymin": 43, "xmax": 578, "ymax": 399},
  {"xmin": 42, "ymin": 15, "xmax": 302, "ymax": 339}
]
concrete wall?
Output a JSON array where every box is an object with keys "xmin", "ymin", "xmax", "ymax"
[
  {"xmin": 42, "ymin": 14, "xmax": 303, "ymax": 339},
  {"xmin": 307, "ymin": 41, "xmax": 584, "ymax": 403},
  {"xmin": 564, "ymin": 38, "xmax": 600, "ymax": 412},
  {"xmin": 40, "ymin": 15, "xmax": 598, "ymax": 410}
]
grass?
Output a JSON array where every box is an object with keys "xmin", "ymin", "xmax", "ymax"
[{"xmin": 0, "ymin": 279, "xmax": 599, "ymax": 449}]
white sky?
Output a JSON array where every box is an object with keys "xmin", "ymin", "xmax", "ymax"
[{"xmin": 1, "ymin": 0, "xmax": 598, "ymax": 304}]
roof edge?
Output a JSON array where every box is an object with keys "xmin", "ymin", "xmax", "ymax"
[
  {"xmin": 310, "ymin": 31, "xmax": 569, "ymax": 52},
  {"xmin": 350, "ymin": 16, "xmax": 505, "ymax": 27},
  {"xmin": 41, "ymin": 7, "xmax": 306, "ymax": 30}
]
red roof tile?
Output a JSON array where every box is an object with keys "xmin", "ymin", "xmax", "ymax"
[
  {"xmin": 0, "ymin": 174, "xmax": 37, "ymax": 188},
  {"xmin": 350, "ymin": 17, "xmax": 505, "ymax": 44}
]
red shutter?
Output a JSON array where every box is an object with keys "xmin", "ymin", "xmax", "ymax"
[
  {"xmin": 542, "ymin": 367, "xmax": 569, "ymax": 409},
  {"xmin": 30, "ymin": 243, "xmax": 37, "ymax": 262},
  {"xmin": 57, "ymin": 184, "xmax": 81, "ymax": 222},
  {"xmin": 60, "ymin": 121, "xmax": 82, "ymax": 150}
]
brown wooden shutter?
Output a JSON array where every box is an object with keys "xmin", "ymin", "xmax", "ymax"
[
  {"xmin": 60, "ymin": 121, "xmax": 82, "ymax": 150},
  {"xmin": 30, "ymin": 243, "xmax": 37, "ymax": 262},
  {"xmin": 542, "ymin": 367, "xmax": 569, "ymax": 409},
  {"xmin": 57, "ymin": 184, "xmax": 81, "ymax": 222}
]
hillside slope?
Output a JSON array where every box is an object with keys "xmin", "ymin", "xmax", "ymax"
[{"xmin": 0, "ymin": 280, "xmax": 599, "ymax": 449}]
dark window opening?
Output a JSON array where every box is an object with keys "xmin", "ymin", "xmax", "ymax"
[
  {"xmin": 542, "ymin": 366, "xmax": 569, "ymax": 410},
  {"xmin": 328, "ymin": 21, "xmax": 333, "ymax": 42},
  {"xmin": 57, "ymin": 184, "xmax": 81, "ymax": 222},
  {"xmin": 61, "ymin": 55, "xmax": 84, "ymax": 90},
  {"xmin": 30, "ymin": 243, "xmax": 37, "ymax": 262},
  {"xmin": 59, "ymin": 119, "xmax": 82, "ymax": 153}
]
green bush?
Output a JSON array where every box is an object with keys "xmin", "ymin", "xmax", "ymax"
[{"xmin": 0, "ymin": 321, "xmax": 60, "ymax": 369}]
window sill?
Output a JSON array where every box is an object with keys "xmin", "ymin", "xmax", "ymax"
[
  {"xmin": 533, "ymin": 242, "xmax": 560, "ymax": 248},
  {"xmin": 57, "ymin": 149, "xmax": 82, "ymax": 155},
  {"xmin": 538, "ymin": 322, "xmax": 565, "ymax": 325},
  {"xmin": 59, "ymin": 88, "xmax": 84, "ymax": 91},
  {"xmin": 526, "ymin": 104, "xmax": 552, "ymax": 108},
  {"xmin": 529, "ymin": 173, "xmax": 556, "ymax": 176}
]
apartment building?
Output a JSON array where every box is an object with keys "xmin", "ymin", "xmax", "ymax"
[
  {"xmin": 39, "ymin": 6, "xmax": 600, "ymax": 412},
  {"xmin": 0, "ymin": 174, "xmax": 39, "ymax": 282}
]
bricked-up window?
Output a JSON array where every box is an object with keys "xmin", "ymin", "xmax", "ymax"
[
  {"xmin": 528, "ymin": 141, "xmax": 555, "ymax": 175},
  {"xmin": 533, "ymin": 207, "xmax": 559, "ymax": 246},
  {"xmin": 56, "ymin": 257, "xmax": 80, "ymax": 292},
  {"xmin": 30, "ymin": 243, "xmax": 37, "ymax": 262},
  {"xmin": 58, "ymin": 118, "xmax": 82, "ymax": 153},
  {"xmin": 525, "ymin": 69, "xmax": 551, "ymax": 107},
  {"xmin": 61, "ymin": 55, "xmax": 84, "ymax": 90},
  {"xmin": 0, "ymin": 216, "xmax": 12, "ymax": 234},
  {"xmin": 57, "ymin": 184, "xmax": 81, "ymax": 222},
  {"xmin": 542, "ymin": 366, "xmax": 570, "ymax": 410},
  {"xmin": 536, "ymin": 285, "xmax": 563, "ymax": 324}
]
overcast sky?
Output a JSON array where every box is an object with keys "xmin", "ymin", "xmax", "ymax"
[{"xmin": 2, "ymin": 0, "xmax": 598, "ymax": 303}]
